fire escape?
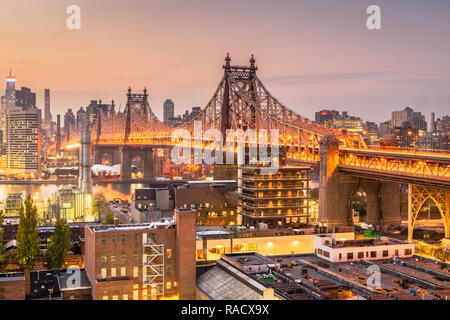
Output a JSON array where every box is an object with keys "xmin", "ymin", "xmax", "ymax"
[{"xmin": 142, "ymin": 233, "xmax": 165, "ymax": 300}]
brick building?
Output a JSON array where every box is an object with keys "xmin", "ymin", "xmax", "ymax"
[
  {"xmin": 84, "ymin": 209, "xmax": 196, "ymax": 300},
  {"xmin": 0, "ymin": 273, "xmax": 26, "ymax": 300},
  {"xmin": 175, "ymin": 181, "xmax": 238, "ymax": 226}
]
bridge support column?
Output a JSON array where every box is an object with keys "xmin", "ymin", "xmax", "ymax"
[
  {"xmin": 319, "ymin": 134, "xmax": 359, "ymax": 228},
  {"xmin": 120, "ymin": 147, "xmax": 131, "ymax": 180},
  {"xmin": 112, "ymin": 149, "xmax": 121, "ymax": 165},
  {"xmin": 380, "ymin": 181, "xmax": 401, "ymax": 227},
  {"xmin": 93, "ymin": 146, "xmax": 102, "ymax": 165},
  {"xmin": 362, "ymin": 179, "xmax": 381, "ymax": 226},
  {"xmin": 143, "ymin": 148, "xmax": 155, "ymax": 180}
]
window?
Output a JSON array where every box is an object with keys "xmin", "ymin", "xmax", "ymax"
[
  {"xmin": 317, "ymin": 248, "xmax": 323, "ymax": 255},
  {"xmin": 133, "ymin": 267, "xmax": 139, "ymax": 278},
  {"xmin": 111, "ymin": 235, "xmax": 116, "ymax": 243},
  {"xmin": 103, "ymin": 296, "xmax": 108, "ymax": 300},
  {"xmin": 69, "ymin": 295, "xmax": 75, "ymax": 300},
  {"xmin": 358, "ymin": 252, "xmax": 364, "ymax": 259},
  {"xmin": 173, "ymin": 282, "xmax": 177, "ymax": 287},
  {"xmin": 111, "ymin": 268, "xmax": 116, "ymax": 277},
  {"xmin": 151, "ymin": 233, "xmax": 157, "ymax": 242},
  {"xmin": 112, "ymin": 295, "xmax": 119, "ymax": 300},
  {"xmin": 395, "ymin": 249, "xmax": 399, "ymax": 256},
  {"xmin": 121, "ymin": 252, "xmax": 126, "ymax": 262},
  {"xmin": 101, "ymin": 253, "xmax": 107, "ymax": 263},
  {"xmin": 166, "ymin": 282, "xmax": 172, "ymax": 289},
  {"xmin": 101, "ymin": 268, "xmax": 107, "ymax": 279},
  {"xmin": 323, "ymin": 251, "xmax": 330, "ymax": 258},
  {"xmin": 121, "ymin": 267, "xmax": 126, "ymax": 277},
  {"xmin": 133, "ymin": 290, "xmax": 139, "ymax": 300},
  {"xmin": 133, "ymin": 284, "xmax": 139, "ymax": 289},
  {"xmin": 405, "ymin": 249, "xmax": 412, "ymax": 255},
  {"xmin": 166, "ymin": 264, "xmax": 172, "ymax": 276},
  {"xmin": 101, "ymin": 235, "xmax": 106, "ymax": 244},
  {"xmin": 166, "ymin": 249, "xmax": 172, "ymax": 259},
  {"xmin": 133, "ymin": 251, "xmax": 138, "ymax": 261},
  {"xmin": 111, "ymin": 254, "xmax": 116, "ymax": 262},
  {"xmin": 370, "ymin": 251, "xmax": 377, "ymax": 258},
  {"xmin": 339, "ymin": 253, "xmax": 342, "ymax": 260},
  {"xmin": 347, "ymin": 252, "xmax": 354, "ymax": 260},
  {"xmin": 121, "ymin": 234, "xmax": 126, "ymax": 243},
  {"xmin": 382, "ymin": 250, "xmax": 389, "ymax": 257},
  {"xmin": 123, "ymin": 295, "xmax": 128, "ymax": 300},
  {"xmin": 133, "ymin": 234, "xmax": 138, "ymax": 242}
]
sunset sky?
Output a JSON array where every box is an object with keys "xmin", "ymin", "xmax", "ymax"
[{"xmin": 0, "ymin": 0, "xmax": 449, "ymax": 123}]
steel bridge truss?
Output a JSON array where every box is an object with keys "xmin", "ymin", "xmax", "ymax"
[
  {"xmin": 90, "ymin": 54, "xmax": 365, "ymax": 164},
  {"xmin": 408, "ymin": 184, "xmax": 450, "ymax": 242}
]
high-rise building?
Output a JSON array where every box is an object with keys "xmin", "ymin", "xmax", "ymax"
[
  {"xmin": 5, "ymin": 70, "xmax": 16, "ymax": 108},
  {"xmin": 239, "ymin": 165, "xmax": 311, "ymax": 228},
  {"xmin": 64, "ymin": 108, "xmax": 76, "ymax": 141},
  {"xmin": 436, "ymin": 115, "xmax": 450, "ymax": 133},
  {"xmin": 86, "ymin": 100, "xmax": 115, "ymax": 127},
  {"xmin": 315, "ymin": 110, "xmax": 340, "ymax": 126},
  {"xmin": 163, "ymin": 99, "xmax": 175, "ymax": 124},
  {"xmin": 15, "ymin": 87, "xmax": 36, "ymax": 110},
  {"xmin": 44, "ymin": 88, "xmax": 52, "ymax": 123},
  {"xmin": 391, "ymin": 106, "xmax": 427, "ymax": 131},
  {"xmin": 5, "ymin": 107, "xmax": 41, "ymax": 176}
]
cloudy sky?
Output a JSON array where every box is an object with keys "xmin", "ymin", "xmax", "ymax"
[{"xmin": 1, "ymin": 0, "xmax": 449, "ymax": 123}]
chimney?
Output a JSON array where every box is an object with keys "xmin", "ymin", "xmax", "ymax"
[{"xmin": 114, "ymin": 217, "xmax": 119, "ymax": 227}]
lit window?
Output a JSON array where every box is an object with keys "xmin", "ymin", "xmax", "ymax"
[
  {"xmin": 111, "ymin": 268, "xmax": 116, "ymax": 277},
  {"xmin": 122, "ymin": 295, "xmax": 128, "ymax": 300},
  {"xmin": 112, "ymin": 295, "xmax": 119, "ymax": 300},
  {"xmin": 111, "ymin": 254, "xmax": 116, "ymax": 262},
  {"xmin": 101, "ymin": 268, "xmax": 107, "ymax": 279},
  {"xmin": 121, "ymin": 267, "xmax": 126, "ymax": 277},
  {"xmin": 166, "ymin": 249, "xmax": 172, "ymax": 259},
  {"xmin": 133, "ymin": 290, "xmax": 139, "ymax": 300},
  {"xmin": 103, "ymin": 296, "xmax": 108, "ymax": 300},
  {"xmin": 101, "ymin": 253, "xmax": 107, "ymax": 263},
  {"xmin": 133, "ymin": 267, "xmax": 138, "ymax": 278},
  {"xmin": 121, "ymin": 252, "xmax": 126, "ymax": 262},
  {"xmin": 166, "ymin": 282, "xmax": 172, "ymax": 289}
]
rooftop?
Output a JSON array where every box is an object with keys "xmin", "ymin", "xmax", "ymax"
[
  {"xmin": 89, "ymin": 220, "xmax": 174, "ymax": 232},
  {"xmin": 57, "ymin": 269, "xmax": 91, "ymax": 290}
]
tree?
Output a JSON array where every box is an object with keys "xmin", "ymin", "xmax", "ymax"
[
  {"xmin": 47, "ymin": 219, "xmax": 72, "ymax": 269},
  {"xmin": 93, "ymin": 192, "xmax": 111, "ymax": 221},
  {"xmin": 103, "ymin": 211, "xmax": 116, "ymax": 225},
  {"xmin": 16, "ymin": 195, "xmax": 41, "ymax": 269},
  {"xmin": 0, "ymin": 210, "xmax": 5, "ymax": 269}
]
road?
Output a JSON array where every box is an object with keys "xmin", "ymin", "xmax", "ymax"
[{"xmin": 109, "ymin": 202, "xmax": 131, "ymax": 224}]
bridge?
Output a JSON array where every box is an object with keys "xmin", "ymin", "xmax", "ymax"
[{"xmin": 67, "ymin": 54, "xmax": 450, "ymax": 241}]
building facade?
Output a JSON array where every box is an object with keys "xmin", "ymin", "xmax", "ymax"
[
  {"xmin": 84, "ymin": 209, "xmax": 196, "ymax": 300},
  {"xmin": 5, "ymin": 107, "xmax": 41, "ymax": 176},
  {"xmin": 239, "ymin": 166, "xmax": 311, "ymax": 228}
]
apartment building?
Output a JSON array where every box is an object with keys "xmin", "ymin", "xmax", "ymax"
[{"xmin": 84, "ymin": 209, "xmax": 196, "ymax": 300}]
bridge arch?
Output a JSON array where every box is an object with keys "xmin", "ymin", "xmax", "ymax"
[{"xmin": 408, "ymin": 185, "xmax": 450, "ymax": 242}]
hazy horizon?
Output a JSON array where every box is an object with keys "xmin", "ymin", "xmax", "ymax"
[{"xmin": 1, "ymin": 0, "xmax": 449, "ymax": 124}]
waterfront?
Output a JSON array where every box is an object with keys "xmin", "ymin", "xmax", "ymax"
[{"xmin": 0, "ymin": 183, "xmax": 144, "ymax": 204}]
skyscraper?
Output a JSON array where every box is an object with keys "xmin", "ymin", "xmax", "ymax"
[
  {"xmin": 6, "ymin": 108, "xmax": 42, "ymax": 176},
  {"xmin": 44, "ymin": 88, "xmax": 52, "ymax": 123},
  {"xmin": 163, "ymin": 99, "xmax": 175, "ymax": 124},
  {"xmin": 5, "ymin": 70, "xmax": 16, "ymax": 108},
  {"xmin": 15, "ymin": 87, "xmax": 36, "ymax": 110}
]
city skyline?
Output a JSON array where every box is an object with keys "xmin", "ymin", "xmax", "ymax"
[{"xmin": 0, "ymin": 0, "xmax": 449, "ymax": 123}]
